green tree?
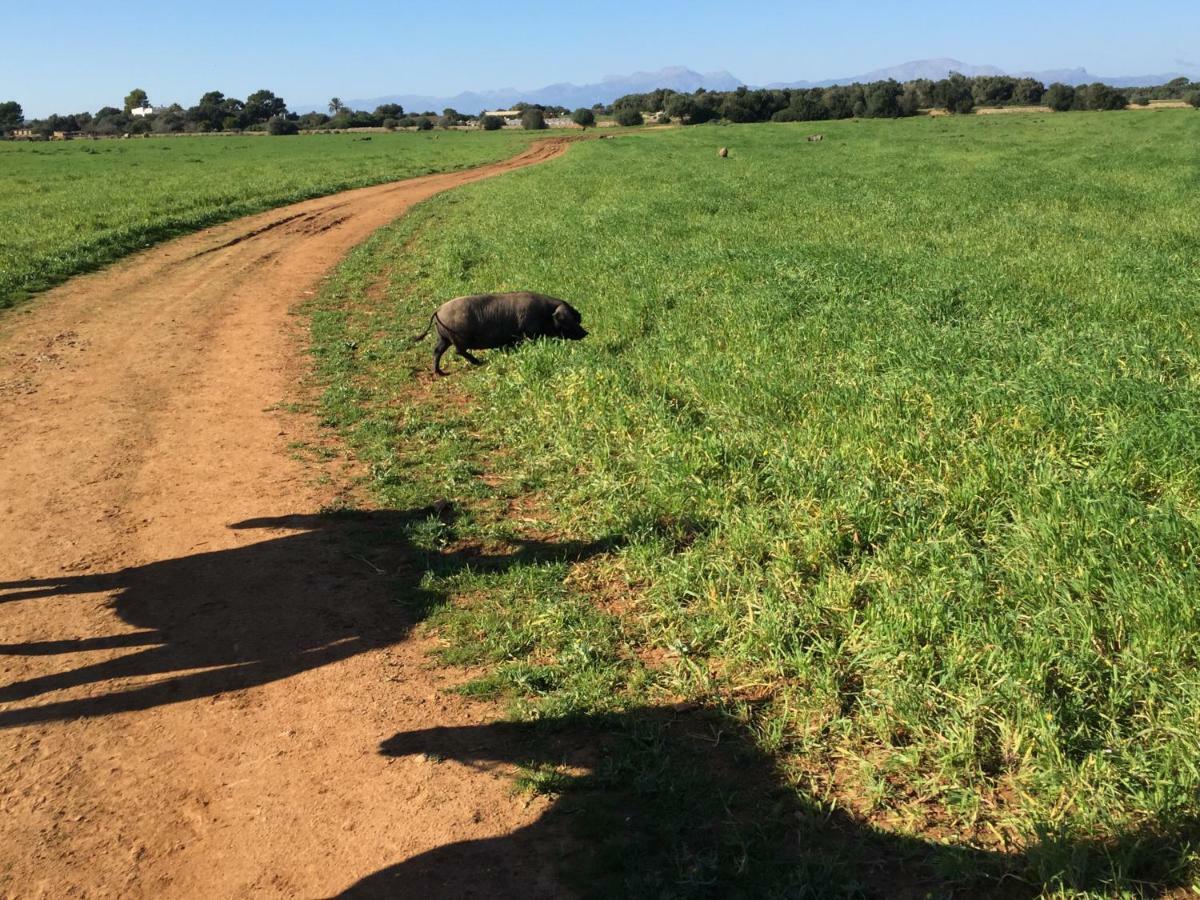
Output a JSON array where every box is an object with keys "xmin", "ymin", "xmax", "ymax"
[
  {"xmin": 186, "ymin": 92, "xmax": 245, "ymax": 131},
  {"xmin": 1187, "ymin": 91, "xmax": 1200, "ymax": 109},
  {"xmin": 1012, "ymin": 78, "xmax": 1045, "ymax": 105},
  {"xmin": 909, "ymin": 78, "xmax": 936, "ymax": 108},
  {"xmin": 665, "ymin": 94, "xmax": 697, "ymax": 123},
  {"xmin": 615, "ymin": 107, "xmax": 643, "ymax": 126},
  {"xmin": 87, "ymin": 106, "xmax": 128, "ymax": 135},
  {"xmin": 971, "ymin": 75, "xmax": 1015, "ymax": 107},
  {"xmin": 520, "ymin": 107, "xmax": 547, "ymax": 130},
  {"xmin": 719, "ymin": 86, "xmax": 774, "ymax": 123},
  {"xmin": 151, "ymin": 105, "xmax": 187, "ymax": 133},
  {"xmin": 297, "ymin": 112, "xmax": 331, "ymax": 129},
  {"xmin": 0, "ymin": 101, "xmax": 22, "ymax": 130},
  {"xmin": 864, "ymin": 80, "xmax": 903, "ymax": 117},
  {"xmin": 1044, "ymin": 83, "xmax": 1076, "ymax": 112},
  {"xmin": 772, "ymin": 91, "xmax": 827, "ymax": 122},
  {"xmin": 124, "ymin": 88, "xmax": 149, "ymax": 113},
  {"xmin": 479, "ymin": 114, "xmax": 504, "ymax": 130},
  {"xmin": 1084, "ymin": 83, "xmax": 1127, "ymax": 111},
  {"xmin": 933, "ymin": 74, "xmax": 974, "ymax": 114},
  {"xmin": 821, "ymin": 86, "xmax": 858, "ymax": 119},
  {"xmin": 267, "ymin": 116, "xmax": 299, "ymax": 135},
  {"xmin": 571, "ymin": 107, "xmax": 595, "ymax": 129},
  {"xmin": 374, "ymin": 103, "xmax": 404, "ymax": 118},
  {"xmin": 346, "ymin": 110, "xmax": 380, "ymax": 127},
  {"xmin": 244, "ymin": 90, "xmax": 287, "ymax": 124},
  {"xmin": 329, "ymin": 97, "xmax": 344, "ymax": 115}
]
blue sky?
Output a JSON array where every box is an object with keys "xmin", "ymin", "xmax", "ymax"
[{"xmin": 3, "ymin": 0, "xmax": 1198, "ymax": 116}]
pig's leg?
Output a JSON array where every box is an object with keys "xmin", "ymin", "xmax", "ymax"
[
  {"xmin": 433, "ymin": 334, "xmax": 451, "ymax": 376},
  {"xmin": 456, "ymin": 347, "xmax": 484, "ymax": 366}
]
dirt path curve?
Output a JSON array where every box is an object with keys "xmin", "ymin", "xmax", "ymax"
[{"xmin": 0, "ymin": 139, "xmax": 576, "ymax": 898}]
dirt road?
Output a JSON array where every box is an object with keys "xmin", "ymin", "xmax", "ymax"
[{"xmin": 0, "ymin": 139, "xmax": 574, "ymax": 898}]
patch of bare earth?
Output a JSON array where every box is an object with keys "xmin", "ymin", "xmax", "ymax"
[
  {"xmin": 974, "ymin": 106, "xmax": 1050, "ymax": 115},
  {"xmin": 0, "ymin": 140, "xmax": 578, "ymax": 898}
]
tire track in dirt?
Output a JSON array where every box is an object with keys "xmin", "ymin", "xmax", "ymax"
[{"xmin": 0, "ymin": 138, "xmax": 577, "ymax": 898}]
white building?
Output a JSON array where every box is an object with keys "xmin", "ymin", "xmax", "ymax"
[{"xmin": 130, "ymin": 106, "xmax": 158, "ymax": 117}]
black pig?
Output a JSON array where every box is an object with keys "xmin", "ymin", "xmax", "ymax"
[{"xmin": 411, "ymin": 291, "xmax": 588, "ymax": 376}]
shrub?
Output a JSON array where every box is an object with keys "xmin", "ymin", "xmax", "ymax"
[
  {"xmin": 933, "ymin": 75, "xmax": 974, "ymax": 114},
  {"xmin": 480, "ymin": 115, "xmax": 504, "ymax": 131},
  {"xmin": 1085, "ymin": 83, "xmax": 1128, "ymax": 111},
  {"xmin": 296, "ymin": 112, "xmax": 330, "ymax": 129},
  {"xmin": 865, "ymin": 82, "xmax": 903, "ymax": 117},
  {"xmin": 571, "ymin": 108, "xmax": 595, "ymax": 129},
  {"xmin": 1044, "ymin": 83, "xmax": 1076, "ymax": 112},
  {"xmin": 267, "ymin": 117, "xmax": 299, "ymax": 135},
  {"xmin": 520, "ymin": 108, "xmax": 547, "ymax": 130},
  {"xmin": 615, "ymin": 108, "xmax": 644, "ymax": 127},
  {"xmin": 1186, "ymin": 91, "xmax": 1200, "ymax": 109},
  {"xmin": 382, "ymin": 117, "xmax": 399, "ymax": 130},
  {"xmin": 773, "ymin": 95, "xmax": 828, "ymax": 122},
  {"xmin": 415, "ymin": 117, "xmax": 434, "ymax": 131}
]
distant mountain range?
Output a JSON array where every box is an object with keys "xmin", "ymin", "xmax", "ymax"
[
  {"xmin": 767, "ymin": 57, "xmax": 1191, "ymax": 90},
  {"xmin": 296, "ymin": 60, "xmax": 1192, "ymax": 114},
  {"xmin": 301, "ymin": 67, "xmax": 741, "ymax": 115}
]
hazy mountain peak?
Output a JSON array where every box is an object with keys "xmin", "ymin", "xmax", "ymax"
[
  {"xmin": 300, "ymin": 59, "xmax": 1189, "ymax": 115},
  {"xmin": 765, "ymin": 57, "xmax": 1187, "ymax": 90},
  {"xmin": 316, "ymin": 65, "xmax": 742, "ymax": 116}
]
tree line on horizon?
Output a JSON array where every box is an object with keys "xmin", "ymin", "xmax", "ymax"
[
  {"xmin": 604, "ymin": 73, "xmax": 1200, "ymax": 124},
  {"xmin": 2, "ymin": 74, "xmax": 1197, "ymax": 138},
  {"xmin": 0, "ymin": 88, "xmax": 484, "ymax": 138},
  {"xmin": 0, "ymin": 87, "xmax": 591, "ymax": 138}
]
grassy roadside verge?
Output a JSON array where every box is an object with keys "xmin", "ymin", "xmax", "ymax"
[
  {"xmin": 307, "ymin": 113, "xmax": 1200, "ymax": 895},
  {"xmin": 0, "ymin": 129, "xmax": 539, "ymax": 311}
]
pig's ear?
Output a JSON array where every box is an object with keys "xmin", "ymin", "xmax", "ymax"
[{"xmin": 552, "ymin": 304, "xmax": 572, "ymax": 328}]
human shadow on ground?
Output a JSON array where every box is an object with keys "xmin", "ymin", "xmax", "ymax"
[
  {"xmin": 0, "ymin": 506, "xmax": 618, "ymax": 727},
  {"xmin": 339, "ymin": 706, "xmax": 1199, "ymax": 899}
]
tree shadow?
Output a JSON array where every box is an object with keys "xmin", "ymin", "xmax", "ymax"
[
  {"xmin": 340, "ymin": 706, "xmax": 1199, "ymax": 899},
  {"xmin": 0, "ymin": 506, "xmax": 618, "ymax": 727}
]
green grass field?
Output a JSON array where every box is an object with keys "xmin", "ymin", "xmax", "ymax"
[
  {"xmin": 309, "ymin": 111, "xmax": 1200, "ymax": 895},
  {"xmin": 0, "ymin": 130, "xmax": 535, "ymax": 309}
]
